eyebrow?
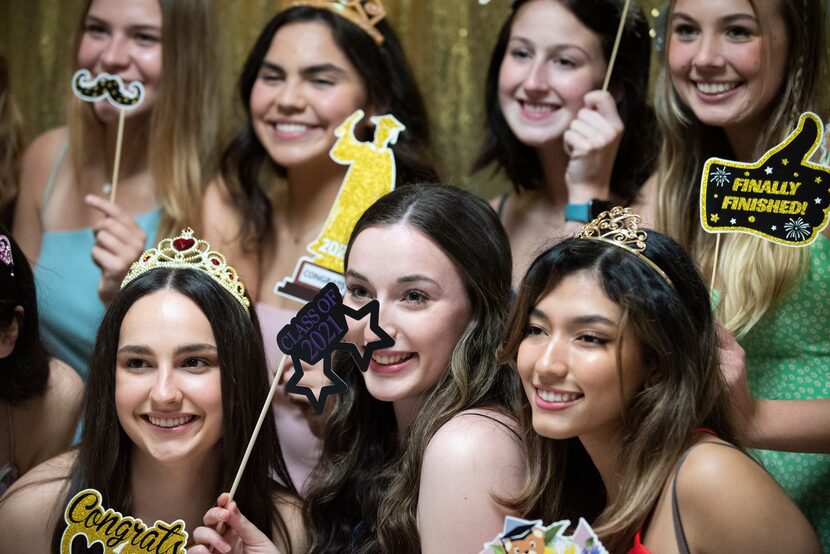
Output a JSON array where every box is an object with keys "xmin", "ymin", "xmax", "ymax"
[
  {"xmin": 117, "ymin": 343, "xmax": 217, "ymax": 356},
  {"xmin": 671, "ymin": 11, "xmax": 758, "ymax": 24},
  {"xmin": 346, "ymin": 270, "xmax": 443, "ymax": 289},
  {"xmin": 259, "ymin": 61, "xmax": 347, "ymax": 77},
  {"xmin": 528, "ymin": 309, "xmax": 616, "ymax": 327},
  {"xmin": 84, "ymin": 15, "xmax": 161, "ymax": 32},
  {"xmin": 508, "ymin": 36, "xmax": 593, "ymax": 59}
]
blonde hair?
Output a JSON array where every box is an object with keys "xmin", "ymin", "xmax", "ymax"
[
  {"xmin": 67, "ymin": 0, "xmax": 219, "ymax": 239},
  {"xmin": 654, "ymin": 0, "xmax": 827, "ymax": 337}
]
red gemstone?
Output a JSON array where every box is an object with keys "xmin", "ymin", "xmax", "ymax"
[
  {"xmin": 210, "ymin": 258, "xmax": 220, "ymax": 266},
  {"xmin": 143, "ymin": 255, "xmax": 150, "ymax": 261},
  {"xmin": 173, "ymin": 238, "xmax": 195, "ymax": 251}
]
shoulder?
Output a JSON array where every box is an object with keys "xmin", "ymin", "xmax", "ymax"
[
  {"xmin": 676, "ymin": 440, "xmax": 820, "ymax": 553},
  {"xmin": 0, "ymin": 451, "xmax": 74, "ymax": 551},
  {"xmin": 422, "ymin": 409, "xmax": 522, "ymax": 487},
  {"xmin": 629, "ymin": 172, "xmax": 657, "ymax": 227},
  {"xmin": 273, "ymin": 491, "xmax": 308, "ymax": 553},
  {"xmin": 20, "ymin": 127, "xmax": 68, "ymax": 178}
]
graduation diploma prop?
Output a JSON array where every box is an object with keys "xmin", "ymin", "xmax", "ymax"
[
  {"xmin": 700, "ymin": 112, "xmax": 830, "ymax": 287},
  {"xmin": 60, "ymin": 489, "xmax": 187, "ymax": 554},
  {"xmin": 275, "ymin": 109, "xmax": 403, "ymax": 303},
  {"xmin": 71, "ymin": 70, "xmax": 145, "ymax": 203},
  {"xmin": 481, "ymin": 516, "xmax": 608, "ymax": 554}
]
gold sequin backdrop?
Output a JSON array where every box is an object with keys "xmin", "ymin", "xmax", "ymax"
[{"xmin": 0, "ymin": 0, "xmax": 661, "ymax": 198}]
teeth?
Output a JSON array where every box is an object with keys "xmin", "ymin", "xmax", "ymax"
[
  {"xmin": 537, "ymin": 389, "xmax": 581, "ymax": 403},
  {"xmin": 275, "ymin": 123, "xmax": 310, "ymax": 133},
  {"xmin": 372, "ymin": 353, "xmax": 413, "ymax": 365},
  {"xmin": 148, "ymin": 415, "xmax": 195, "ymax": 428},
  {"xmin": 696, "ymin": 82, "xmax": 738, "ymax": 95},
  {"xmin": 522, "ymin": 102, "xmax": 554, "ymax": 113}
]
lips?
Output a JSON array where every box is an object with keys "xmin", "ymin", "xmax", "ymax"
[
  {"xmin": 534, "ymin": 387, "xmax": 583, "ymax": 410},
  {"xmin": 369, "ymin": 351, "xmax": 416, "ymax": 374},
  {"xmin": 518, "ymin": 100, "xmax": 559, "ymax": 121},
  {"xmin": 142, "ymin": 414, "xmax": 197, "ymax": 429},
  {"xmin": 266, "ymin": 120, "xmax": 320, "ymax": 139},
  {"xmin": 694, "ymin": 81, "xmax": 740, "ymax": 95}
]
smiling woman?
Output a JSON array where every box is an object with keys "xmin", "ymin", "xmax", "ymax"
[{"xmin": 0, "ymin": 234, "xmax": 305, "ymax": 552}]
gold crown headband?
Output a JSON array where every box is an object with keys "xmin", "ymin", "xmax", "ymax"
[
  {"xmin": 282, "ymin": 0, "xmax": 386, "ymax": 44},
  {"xmin": 122, "ymin": 228, "xmax": 250, "ymax": 312},
  {"xmin": 574, "ymin": 207, "xmax": 674, "ymax": 287}
]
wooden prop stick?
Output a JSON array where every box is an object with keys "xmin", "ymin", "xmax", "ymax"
[
  {"xmin": 229, "ymin": 353, "xmax": 288, "ymax": 499},
  {"xmin": 602, "ymin": 0, "xmax": 632, "ymax": 92},
  {"xmin": 109, "ymin": 109, "xmax": 126, "ymax": 203},
  {"xmin": 710, "ymin": 234, "xmax": 722, "ymax": 291}
]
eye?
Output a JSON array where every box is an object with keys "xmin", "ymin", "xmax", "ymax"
[
  {"xmin": 508, "ymin": 46, "xmax": 532, "ymax": 61},
  {"xmin": 524, "ymin": 324, "xmax": 547, "ymax": 337},
  {"xmin": 578, "ymin": 333, "xmax": 610, "ymax": 345},
  {"xmin": 725, "ymin": 25, "xmax": 753, "ymax": 40},
  {"xmin": 123, "ymin": 357, "xmax": 151, "ymax": 371},
  {"xmin": 311, "ymin": 76, "xmax": 336, "ymax": 87},
  {"xmin": 258, "ymin": 69, "xmax": 283, "ymax": 84},
  {"xmin": 402, "ymin": 289, "xmax": 428, "ymax": 304},
  {"xmin": 134, "ymin": 31, "xmax": 160, "ymax": 45},
  {"xmin": 84, "ymin": 22, "xmax": 108, "ymax": 36},
  {"xmin": 347, "ymin": 283, "xmax": 372, "ymax": 302},
  {"xmin": 672, "ymin": 23, "xmax": 699, "ymax": 40},
  {"xmin": 553, "ymin": 56, "xmax": 577, "ymax": 68},
  {"xmin": 181, "ymin": 357, "xmax": 212, "ymax": 373}
]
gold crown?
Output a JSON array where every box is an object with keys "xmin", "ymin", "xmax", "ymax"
[
  {"xmin": 574, "ymin": 207, "xmax": 673, "ymax": 286},
  {"xmin": 283, "ymin": 0, "xmax": 386, "ymax": 44},
  {"xmin": 121, "ymin": 228, "xmax": 250, "ymax": 312}
]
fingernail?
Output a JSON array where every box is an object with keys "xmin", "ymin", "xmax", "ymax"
[{"xmin": 232, "ymin": 505, "xmax": 240, "ymax": 516}]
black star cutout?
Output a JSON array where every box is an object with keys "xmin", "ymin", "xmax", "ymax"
[
  {"xmin": 284, "ymin": 351, "xmax": 347, "ymax": 414},
  {"xmin": 335, "ymin": 299, "xmax": 395, "ymax": 371}
]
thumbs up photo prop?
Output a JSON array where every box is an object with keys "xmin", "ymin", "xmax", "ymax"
[{"xmin": 700, "ymin": 112, "xmax": 830, "ymax": 246}]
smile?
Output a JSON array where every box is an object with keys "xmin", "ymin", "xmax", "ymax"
[
  {"xmin": 268, "ymin": 121, "xmax": 319, "ymax": 139},
  {"xmin": 519, "ymin": 100, "xmax": 559, "ymax": 120},
  {"xmin": 695, "ymin": 81, "xmax": 740, "ymax": 95},
  {"xmin": 369, "ymin": 352, "xmax": 416, "ymax": 374},
  {"xmin": 143, "ymin": 415, "xmax": 197, "ymax": 429},
  {"xmin": 537, "ymin": 388, "xmax": 582, "ymax": 403}
]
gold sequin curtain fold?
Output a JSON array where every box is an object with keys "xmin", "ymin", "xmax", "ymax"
[{"xmin": 0, "ymin": 0, "xmax": 661, "ymax": 198}]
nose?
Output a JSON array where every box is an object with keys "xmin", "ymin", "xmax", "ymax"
[
  {"xmin": 276, "ymin": 78, "xmax": 306, "ymax": 113},
  {"xmin": 100, "ymin": 34, "xmax": 131, "ymax": 73},
  {"xmin": 692, "ymin": 33, "xmax": 726, "ymax": 70},
  {"xmin": 149, "ymin": 368, "xmax": 183, "ymax": 407},
  {"xmin": 523, "ymin": 59, "xmax": 550, "ymax": 94},
  {"xmin": 364, "ymin": 301, "xmax": 395, "ymax": 345},
  {"xmin": 534, "ymin": 334, "xmax": 568, "ymax": 379}
]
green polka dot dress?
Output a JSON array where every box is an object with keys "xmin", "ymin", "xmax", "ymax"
[{"xmin": 741, "ymin": 235, "xmax": 830, "ymax": 550}]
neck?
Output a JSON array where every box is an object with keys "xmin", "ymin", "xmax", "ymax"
[
  {"xmin": 536, "ymin": 140, "xmax": 570, "ymax": 206},
  {"xmin": 282, "ymin": 164, "xmax": 345, "ymax": 232},
  {"xmin": 580, "ymin": 427, "xmax": 623, "ymax": 506},
  {"xmin": 392, "ymin": 396, "xmax": 421, "ymax": 438},
  {"xmin": 130, "ymin": 447, "xmax": 220, "ymax": 534},
  {"xmin": 723, "ymin": 119, "xmax": 764, "ymax": 162}
]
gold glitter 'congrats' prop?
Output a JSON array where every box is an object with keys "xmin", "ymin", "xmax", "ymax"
[
  {"xmin": 61, "ymin": 489, "xmax": 187, "ymax": 554},
  {"xmin": 276, "ymin": 109, "xmax": 404, "ymax": 303}
]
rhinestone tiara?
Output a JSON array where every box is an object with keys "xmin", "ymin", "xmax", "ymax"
[
  {"xmin": 283, "ymin": 0, "xmax": 386, "ymax": 44},
  {"xmin": 121, "ymin": 228, "xmax": 250, "ymax": 312},
  {"xmin": 574, "ymin": 207, "xmax": 673, "ymax": 287}
]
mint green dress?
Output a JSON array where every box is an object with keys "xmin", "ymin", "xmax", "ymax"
[{"xmin": 740, "ymin": 235, "xmax": 830, "ymax": 550}]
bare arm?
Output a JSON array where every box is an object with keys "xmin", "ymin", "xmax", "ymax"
[
  {"xmin": 417, "ymin": 411, "xmax": 523, "ymax": 553},
  {"xmin": 678, "ymin": 442, "xmax": 820, "ymax": 553}
]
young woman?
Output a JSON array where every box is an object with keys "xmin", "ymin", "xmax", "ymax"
[
  {"xmin": 0, "ymin": 227, "xmax": 83, "ymax": 494},
  {"xmin": 473, "ymin": 0, "xmax": 654, "ymax": 282},
  {"xmin": 13, "ymin": 0, "xmax": 219, "ymax": 377},
  {"xmin": 202, "ymin": 3, "xmax": 437, "ymax": 492},
  {"xmin": 193, "ymin": 184, "xmax": 524, "ymax": 553},
  {"xmin": 501, "ymin": 208, "xmax": 819, "ymax": 553},
  {"xmin": 643, "ymin": 0, "xmax": 830, "ymax": 546},
  {"xmin": 0, "ymin": 232, "xmax": 304, "ymax": 552}
]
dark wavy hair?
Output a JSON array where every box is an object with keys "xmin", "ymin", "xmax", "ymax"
[
  {"xmin": 0, "ymin": 226, "xmax": 50, "ymax": 404},
  {"xmin": 472, "ymin": 0, "xmax": 655, "ymax": 202},
  {"xmin": 305, "ymin": 183, "xmax": 522, "ymax": 553},
  {"xmin": 50, "ymin": 268, "xmax": 298, "ymax": 552},
  {"xmin": 221, "ymin": 6, "xmax": 438, "ymax": 250},
  {"xmin": 500, "ymin": 227, "xmax": 740, "ymax": 551}
]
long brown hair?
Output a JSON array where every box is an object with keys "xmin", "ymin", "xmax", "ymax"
[
  {"xmin": 500, "ymin": 232, "xmax": 740, "ymax": 552},
  {"xmin": 653, "ymin": 0, "xmax": 828, "ymax": 336},
  {"xmin": 66, "ymin": 0, "xmax": 220, "ymax": 239},
  {"xmin": 0, "ymin": 55, "xmax": 21, "ymax": 227},
  {"xmin": 305, "ymin": 183, "xmax": 522, "ymax": 553}
]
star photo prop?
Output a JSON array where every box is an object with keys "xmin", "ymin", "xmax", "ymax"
[
  {"xmin": 481, "ymin": 516, "xmax": 607, "ymax": 554},
  {"xmin": 71, "ymin": 69, "xmax": 145, "ymax": 203},
  {"xmin": 278, "ymin": 282, "xmax": 393, "ymax": 413},
  {"xmin": 700, "ymin": 112, "xmax": 830, "ymax": 246},
  {"xmin": 275, "ymin": 109, "xmax": 403, "ymax": 303},
  {"xmin": 60, "ymin": 489, "xmax": 187, "ymax": 554}
]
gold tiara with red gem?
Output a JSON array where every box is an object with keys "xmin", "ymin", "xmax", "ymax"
[
  {"xmin": 574, "ymin": 207, "xmax": 674, "ymax": 287},
  {"xmin": 121, "ymin": 228, "xmax": 250, "ymax": 312},
  {"xmin": 282, "ymin": 0, "xmax": 386, "ymax": 44}
]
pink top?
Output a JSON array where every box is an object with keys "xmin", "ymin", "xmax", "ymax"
[{"xmin": 256, "ymin": 302, "xmax": 323, "ymax": 495}]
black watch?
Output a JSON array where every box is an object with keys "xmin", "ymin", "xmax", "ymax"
[{"xmin": 565, "ymin": 199, "xmax": 613, "ymax": 222}]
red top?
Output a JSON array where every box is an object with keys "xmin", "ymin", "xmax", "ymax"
[{"xmin": 628, "ymin": 530, "xmax": 652, "ymax": 554}]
